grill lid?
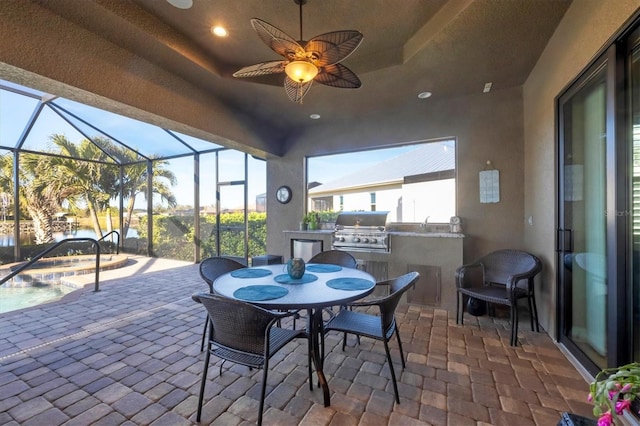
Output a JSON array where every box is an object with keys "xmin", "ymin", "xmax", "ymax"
[{"xmin": 334, "ymin": 211, "xmax": 389, "ymax": 230}]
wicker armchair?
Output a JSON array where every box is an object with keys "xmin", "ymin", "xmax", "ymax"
[
  {"xmin": 323, "ymin": 271, "xmax": 420, "ymax": 403},
  {"xmin": 309, "ymin": 250, "xmax": 358, "ymax": 268},
  {"xmin": 192, "ymin": 293, "xmax": 311, "ymax": 426},
  {"xmin": 197, "ymin": 257, "xmax": 246, "ymax": 351},
  {"xmin": 455, "ymin": 249, "xmax": 542, "ymax": 346}
]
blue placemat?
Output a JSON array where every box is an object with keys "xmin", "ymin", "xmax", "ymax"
[
  {"xmin": 230, "ymin": 268, "xmax": 272, "ymax": 278},
  {"xmin": 326, "ymin": 277, "xmax": 375, "ymax": 291},
  {"xmin": 233, "ymin": 285, "xmax": 288, "ymax": 301},
  {"xmin": 273, "ymin": 273, "xmax": 318, "ymax": 285},
  {"xmin": 306, "ymin": 264, "xmax": 342, "ymax": 273}
]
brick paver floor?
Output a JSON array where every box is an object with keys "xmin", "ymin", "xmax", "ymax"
[{"xmin": 0, "ymin": 255, "xmax": 596, "ymax": 425}]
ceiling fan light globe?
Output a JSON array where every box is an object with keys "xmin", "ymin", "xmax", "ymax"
[{"xmin": 285, "ymin": 61, "xmax": 318, "ymax": 83}]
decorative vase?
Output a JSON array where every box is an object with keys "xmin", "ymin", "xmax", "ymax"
[{"xmin": 287, "ymin": 257, "xmax": 305, "ymax": 279}]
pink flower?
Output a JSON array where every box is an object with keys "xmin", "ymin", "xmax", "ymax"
[
  {"xmin": 621, "ymin": 383, "xmax": 633, "ymax": 393},
  {"xmin": 615, "ymin": 398, "xmax": 632, "ymax": 415},
  {"xmin": 588, "ymin": 393, "xmax": 593, "ymax": 402},
  {"xmin": 598, "ymin": 411, "xmax": 613, "ymax": 426}
]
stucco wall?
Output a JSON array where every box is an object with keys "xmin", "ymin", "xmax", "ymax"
[
  {"xmin": 267, "ymin": 87, "xmax": 527, "ymax": 267},
  {"xmin": 523, "ymin": 0, "xmax": 640, "ymax": 337}
]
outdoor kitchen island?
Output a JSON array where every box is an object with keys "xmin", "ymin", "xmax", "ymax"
[{"xmin": 282, "ymin": 229, "xmax": 463, "ymax": 312}]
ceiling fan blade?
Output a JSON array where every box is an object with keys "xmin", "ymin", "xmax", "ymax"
[
  {"xmin": 251, "ymin": 18, "xmax": 305, "ymax": 60},
  {"xmin": 233, "ymin": 60, "xmax": 287, "ymax": 78},
  {"xmin": 284, "ymin": 77, "xmax": 313, "ymax": 103},
  {"xmin": 305, "ymin": 31, "xmax": 364, "ymax": 67},
  {"xmin": 315, "ymin": 63, "xmax": 361, "ymax": 89}
]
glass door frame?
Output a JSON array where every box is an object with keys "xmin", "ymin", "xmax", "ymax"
[{"xmin": 556, "ymin": 43, "xmax": 628, "ymax": 373}]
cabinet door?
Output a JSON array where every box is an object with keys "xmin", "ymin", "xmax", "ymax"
[{"xmin": 406, "ymin": 264, "xmax": 441, "ymax": 306}]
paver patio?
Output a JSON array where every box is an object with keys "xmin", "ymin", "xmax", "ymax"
[{"xmin": 0, "ymin": 255, "xmax": 596, "ymax": 425}]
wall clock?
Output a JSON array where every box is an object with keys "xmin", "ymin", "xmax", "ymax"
[{"xmin": 276, "ymin": 185, "xmax": 292, "ymax": 204}]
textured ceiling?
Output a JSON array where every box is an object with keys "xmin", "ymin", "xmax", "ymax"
[{"xmin": 37, "ymin": 0, "xmax": 572, "ymax": 141}]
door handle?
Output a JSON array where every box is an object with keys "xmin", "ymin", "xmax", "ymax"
[{"xmin": 556, "ymin": 229, "xmax": 573, "ymax": 252}]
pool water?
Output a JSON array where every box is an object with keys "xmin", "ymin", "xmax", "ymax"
[{"xmin": 0, "ymin": 283, "xmax": 76, "ymax": 313}]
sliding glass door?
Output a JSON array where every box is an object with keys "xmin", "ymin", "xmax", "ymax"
[
  {"xmin": 558, "ymin": 61, "xmax": 608, "ymax": 370},
  {"xmin": 558, "ymin": 19, "xmax": 640, "ymax": 372},
  {"xmin": 630, "ymin": 32, "xmax": 640, "ymax": 362}
]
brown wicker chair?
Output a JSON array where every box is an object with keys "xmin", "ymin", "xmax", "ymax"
[
  {"xmin": 197, "ymin": 257, "xmax": 246, "ymax": 351},
  {"xmin": 455, "ymin": 249, "xmax": 542, "ymax": 346},
  {"xmin": 309, "ymin": 250, "xmax": 358, "ymax": 268},
  {"xmin": 323, "ymin": 271, "xmax": 420, "ymax": 404},
  {"xmin": 193, "ymin": 293, "xmax": 311, "ymax": 426}
]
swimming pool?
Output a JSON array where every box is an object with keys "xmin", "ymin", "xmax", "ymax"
[
  {"xmin": 0, "ymin": 254, "xmax": 129, "ymax": 313},
  {"xmin": 0, "ymin": 283, "xmax": 75, "ymax": 313}
]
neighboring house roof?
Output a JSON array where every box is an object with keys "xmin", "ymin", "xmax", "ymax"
[{"xmin": 309, "ymin": 142, "xmax": 455, "ymax": 195}]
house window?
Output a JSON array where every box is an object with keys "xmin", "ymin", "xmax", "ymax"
[{"xmin": 306, "ymin": 139, "xmax": 456, "ymax": 223}]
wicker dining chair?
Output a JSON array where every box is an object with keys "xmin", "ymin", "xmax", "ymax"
[
  {"xmin": 308, "ymin": 250, "xmax": 358, "ymax": 268},
  {"xmin": 193, "ymin": 292, "xmax": 311, "ymax": 426},
  {"xmin": 296, "ymin": 250, "xmax": 358, "ymax": 329},
  {"xmin": 323, "ymin": 271, "xmax": 420, "ymax": 404},
  {"xmin": 197, "ymin": 256, "xmax": 246, "ymax": 351},
  {"xmin": 455, "ymin": 249, "xmax": 542, "ymax": 346}
]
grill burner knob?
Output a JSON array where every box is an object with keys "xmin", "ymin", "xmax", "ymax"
[
  {"xmin": 370, "ymin": 238, "xmax": 377, "ymax": 243},
  {"xmin": 363, "ymin": 238, "xmax": 369, "ymax": 243},
  {"xmin": 338, "ymin": 236, "xmax": 345, "ymax": 242},
  {"xmin": 353, "ymin": 237, "xmax": 361, "ymax": 243}
]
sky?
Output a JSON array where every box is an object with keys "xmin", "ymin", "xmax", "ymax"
[{"xmin": 0, "ymin": 80, "xmax": 265, "ymax": 210}]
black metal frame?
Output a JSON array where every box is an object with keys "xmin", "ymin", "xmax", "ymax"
[{"xmin": 0, "ymin": 81, "xmax": 262, "ymax": 264}]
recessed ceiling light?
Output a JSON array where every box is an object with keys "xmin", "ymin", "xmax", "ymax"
[
  {"xmin": 417, "ymin": 91, "xmax": 432, "ymax": 99},
  {"xmin": 483, "ymin": 82, "xmax": 493, "ymax": 93},
  {"xmin": 167, "ymin": 0, "xmax": 193, "ymax": 9},
  {"xmin": 211, "ymin": 26, "xmax": 228, "ymax": 37},
  {"xmin": 310, "ymin": 114, "xmax": 321, "ymax": 120}
]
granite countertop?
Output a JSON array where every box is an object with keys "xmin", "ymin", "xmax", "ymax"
[
  {"xmin": 284, "ymin": 229, "xmax": 464, "ymax": 238},
  {"xmin": 390, "ymin": 231, "xmax": 465, "ymax": 238}
]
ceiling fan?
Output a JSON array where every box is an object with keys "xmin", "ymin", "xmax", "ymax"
[{"xmin": 232, "ymin": 0, "xmax": 364, "ymax": 103}]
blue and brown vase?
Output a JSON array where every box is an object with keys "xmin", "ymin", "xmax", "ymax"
[{"xmin": 286, "ymin": 257, "xmax": 305, "ymax": 279}]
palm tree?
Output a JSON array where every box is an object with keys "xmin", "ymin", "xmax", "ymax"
[
  {"xmin": 50, "ymin": 135, "xmax": 177, "ymax": 239},
  {"xmin": 0, "ymin": 134, "xmax": 177, "ymax": 245},
  {"xmin": 121, "ymin": 156, "xmax": 177, "ymax": 238},
  {"xmin": 0, "ymin": 151, "xmax": 75, "ymax": 244},
  {"xmin": 49, "ymin": 135, "xmax": 118, "ymax": 238}
]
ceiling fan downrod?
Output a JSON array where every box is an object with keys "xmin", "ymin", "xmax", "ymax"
[{"xmin": 294, "ymin": 0, "xmax": 307, "ymax": 41}]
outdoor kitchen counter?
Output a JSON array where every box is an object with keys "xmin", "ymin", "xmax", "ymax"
[
  {"xmin": 282, "ymin": 230, "xmax": 463, "ymax": 311},
  {"xmin": 390, "ymin": 231, "xmax": 464, "ymax": 238}
]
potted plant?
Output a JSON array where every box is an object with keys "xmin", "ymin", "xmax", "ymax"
[
  {"xmin": 587, "ymin": 362, "xmax": 640, "ymax": 425},
  {"xmin": 303, "ymin": 212, "xmax": 319, "ymax": 230}
]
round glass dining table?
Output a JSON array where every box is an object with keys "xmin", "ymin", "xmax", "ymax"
[{"xmin": 213, "ymin": 263, "xmax": 376, "ymax": 407}]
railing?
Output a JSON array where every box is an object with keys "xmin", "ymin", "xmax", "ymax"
[
  {"xmin": 98, "ymin": 231, "xmax": 120, "ymax": 254},
  {"xmin": 0, "ymin": 238, "xmax": 101, "ymax": 292}
]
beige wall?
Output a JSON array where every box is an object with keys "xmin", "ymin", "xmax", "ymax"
[
  {"xmin": 267, "ymin": 87, "xmax": 527, "ymax": 265},
  {"xmin": 523, "ymin": 0, "xmax": 640, "ymax": 336}
]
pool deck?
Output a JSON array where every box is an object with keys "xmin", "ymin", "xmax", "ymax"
[{"xmin": 0, "ymin": 255, "xmax": 599, "ymax": 425}]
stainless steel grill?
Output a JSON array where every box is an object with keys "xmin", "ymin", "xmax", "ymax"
[{"xmin": 332, "ymin": 211, "xmax": 390, "ymax": 253}]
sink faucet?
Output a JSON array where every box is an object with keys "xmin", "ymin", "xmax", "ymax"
[{"xmin": 420, "ymin": 216, "xmax": 430, "ymax": 229}]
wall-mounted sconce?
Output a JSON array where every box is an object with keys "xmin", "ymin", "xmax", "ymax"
[{"xmin": 479, "ymin": 160, "xmax": 500, "ymax": 203}]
